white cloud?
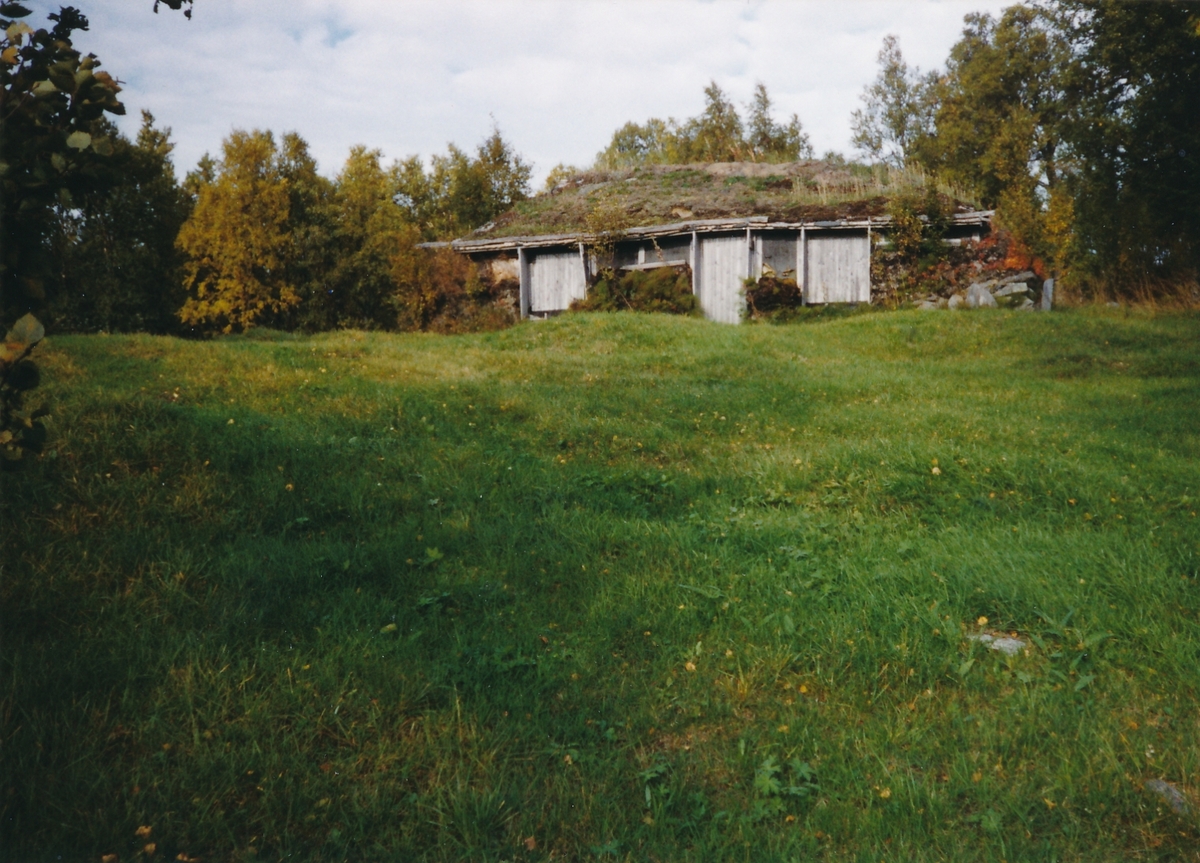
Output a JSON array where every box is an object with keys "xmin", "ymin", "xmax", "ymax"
[{"xmin": 66, "ymin": 0, "xmax": 1005, "ymax": 183}]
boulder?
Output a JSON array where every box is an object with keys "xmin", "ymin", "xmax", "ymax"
[
  {"xmin": 1041, "ymin": 278, "xmax": 1054, "ymax": 311},
  {"xmin": 999, "ymin": 270, "xmax": 1036, "ymax": 285},
  {"xmin": 1017, "ymin": 297, "xmax": 1035, "ymax": 311},
  {"xmin": 968, "ymin": 633, "xmax": 1027, "ymax": 656},
  {"xmin": 1144, "ymin": 779, "xmax": 1191, "ymax": 816},
  {"xmin": 966, "ymin": 283, "xmax": 997, "ymax": 308},
  {"xmin": 948, "ymin": 293, "xmax": 965, "ymax": 310},
  {"xmin": 917, "ymin": 300, "xmax": 938, "ymax": 311},
  {"xmin": 936, "ymin": 297, "xmax": 949, "ymax": 309},
  {"xmin": 994, "ymin": 281, "xmax": 1029, "ymax": 298}
]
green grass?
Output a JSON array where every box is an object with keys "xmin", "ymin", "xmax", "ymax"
[
  {"xmin": 488, "ymin": 163, "xmax": 975, "ymax": 238},
  {"xmin": 3, "ymin": 308, "xmax": 1199, "ymax": 862}
]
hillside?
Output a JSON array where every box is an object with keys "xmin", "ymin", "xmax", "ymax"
[{"xmin": 4, "ymin": 309, "xmax": 1199, "ymax": 860}]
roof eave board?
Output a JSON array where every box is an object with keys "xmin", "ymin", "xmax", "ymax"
[{"xmin": 420, "ymin": 210, "xmax": 993, "ymax": 253}]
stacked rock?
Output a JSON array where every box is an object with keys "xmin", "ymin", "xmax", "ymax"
[{"xmin": 940, "ymin": 271, "xmax": 1051, "ymax": 311}]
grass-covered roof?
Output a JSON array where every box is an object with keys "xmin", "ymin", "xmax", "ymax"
[{"xmin": 469, "ymin": 161, "xmax": 980, "ymax": 240}]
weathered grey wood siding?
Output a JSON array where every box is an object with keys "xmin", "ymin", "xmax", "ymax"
[
  {"xmin": 697, "ymin": 233, "xmax": 747, "ymax": 324},
  {"xmin": 758, "ymin": 231, "xmax": 797, "ymax": 279},
  {"xmin": 518, "ymin": 248, "xmax": 530, "ymax": 318},
  {"xmin": 804, "ymin": 233, "xmax": 870, "ymax": 304},
  {"xmin": 612, "ymin": 237, "xmax": 693, "ymax": 270},
  {"xmin": 528, "ymin": 249, "xmax": 587, "ymax": 314},
  {"xmin": 654, "ymin": 236, "xmax": 692, "ymax": 264}
]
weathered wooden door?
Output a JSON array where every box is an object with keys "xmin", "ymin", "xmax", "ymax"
[
  {"xmin": 697, "ymin": 234, "xmax": 747, "ymax": 324},
  {"xmin": 804, "ymin": 233, "xmax": 870, "ymax": 304},
  {"xmin": 529, "ymin": 250, "xmax": 587, "ymax": 314}
]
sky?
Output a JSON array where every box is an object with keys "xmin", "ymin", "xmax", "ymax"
[{"xmin": 69, "ymin": 0, "xmax": 1008, "ymax": 186}]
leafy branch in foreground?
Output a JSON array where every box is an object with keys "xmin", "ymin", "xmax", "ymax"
[
  {"xmin": 0, "ymin": 314, "xmax": 48, "ymax": 462},
  {"xmin": 0, "ymin": 4, "xmax": 126, "ymax": 323}
]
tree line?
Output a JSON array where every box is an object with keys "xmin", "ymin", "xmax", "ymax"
[
  {"xmin": 0, "ymin": 4, "xmax": 533, "ymax": 335},
  {"xmin": 587, "ymin": 81, "xmax": 814, "ymax": 173},
  {"xmin": 174, "ymin": 126, "xmax": 530, "ymax": 333},
  {"xmin": 3, "ymin": 1, "xmax": 1197, "ymax": 340},
  {"xmin": 849, "ymin": 1, "xmax": 1200, "ymax": 290}
]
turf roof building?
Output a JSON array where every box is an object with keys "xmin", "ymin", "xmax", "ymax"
[{"xmin": 422, "ymin": 162, "xmax": 993, "ymax": 324}]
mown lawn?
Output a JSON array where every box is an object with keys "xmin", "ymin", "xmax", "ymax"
[{"xmin": 3, "ymin": 308, "xmax": 1199, "ymax": 862}]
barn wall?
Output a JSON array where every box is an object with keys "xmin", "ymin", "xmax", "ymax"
[
  {"xmin": 759, "ymin": 232, "xmax": 797, "ymax": 279},
  {"xmin": 804, "ymin": 233, "xmax": 870, "ymax": 304},
  {"xmin": 528, "ymin": 249, "xmax": 587, "ymax": 314},
  {"xmin": 697, "ymin": 233, "xmax": 748, "ymax": 324},
  {"xmin": 612, "ymin": 237, "xmax": 693, "ymax": 270},
  {"xmin": 612, "ymin": 242, "xmax": 640, "ymax": 270},
  {"xmin": 478, "ymin": 223, "xmax": 891, "ymax": 321},
  {"xmin": 653, "ymin": 236, "xmax": 692, "ymax": 264}
]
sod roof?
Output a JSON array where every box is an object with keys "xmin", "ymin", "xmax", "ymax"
[{"xmin": 468, "ymin": 161, "xmax": 981, "ymax": 241}]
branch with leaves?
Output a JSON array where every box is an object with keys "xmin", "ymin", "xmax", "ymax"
[
  {"xmin": 1, "ymin": 3, "xmax": 126, "ymax": 322},
  {"xmin": 0, "ymin": 314, "xmax": 48, "ymax": 462}
]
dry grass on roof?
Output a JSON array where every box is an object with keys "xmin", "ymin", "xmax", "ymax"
[{"xmin": 473, "ymin": 161, "xmax": 979, "ymax": 239}]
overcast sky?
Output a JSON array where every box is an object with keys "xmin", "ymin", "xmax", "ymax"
[{"xmin": 70, "ymin": 0, "xmax": 1007, "ymax": 185}]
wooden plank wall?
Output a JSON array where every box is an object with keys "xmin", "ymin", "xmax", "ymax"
[
  {"xmin": 513, "ymin": 228, "xmax": 870, "ymax": 320},
  {"xmin": 518, "ymin": 248, "xmax": 530, "ymax": 318},
  {"xmin": 759, "ymin": 232, "xmax": 798, "ymax": 279},
  {"xmin": 528, "ymin": 250, "xmax": 587, "ymax": 314},
  {"xmin": 697, "ymin": 234, "xmax": 748, "ymax": 324},
  {"xmin": 804, "ymin": 233, "xmax": 870, "ymax": 304}
]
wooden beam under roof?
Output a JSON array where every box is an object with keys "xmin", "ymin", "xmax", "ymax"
[{"xmin": 417, "ymin": 211, "xmax": 994, "ymax": 253}]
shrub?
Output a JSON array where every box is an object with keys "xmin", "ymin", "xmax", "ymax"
[
  {"xmin": 745, "ymin": 275, "xmax": 803, "ymax": 319},
  {"xmin": 390, "ymin": 246, "xmax": 518, "ymax": 333},
  {"xmin": 572, "ymin": 266, "xmax": 697, "ymax": 315}
]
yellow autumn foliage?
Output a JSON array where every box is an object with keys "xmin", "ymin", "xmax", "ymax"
[{"xmin": 177, "ymin": 130, "xmax": 300, "ymax": 333}]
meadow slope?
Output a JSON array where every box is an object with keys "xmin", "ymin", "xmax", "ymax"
[{"xmin": 3, "ymin": 309, "xmax": 1199, "ymax": 862}]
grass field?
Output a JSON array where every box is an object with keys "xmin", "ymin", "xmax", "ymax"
[{"xmin": 3, "ymin": 308, "xmax": 1199, "ymax": 862}]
